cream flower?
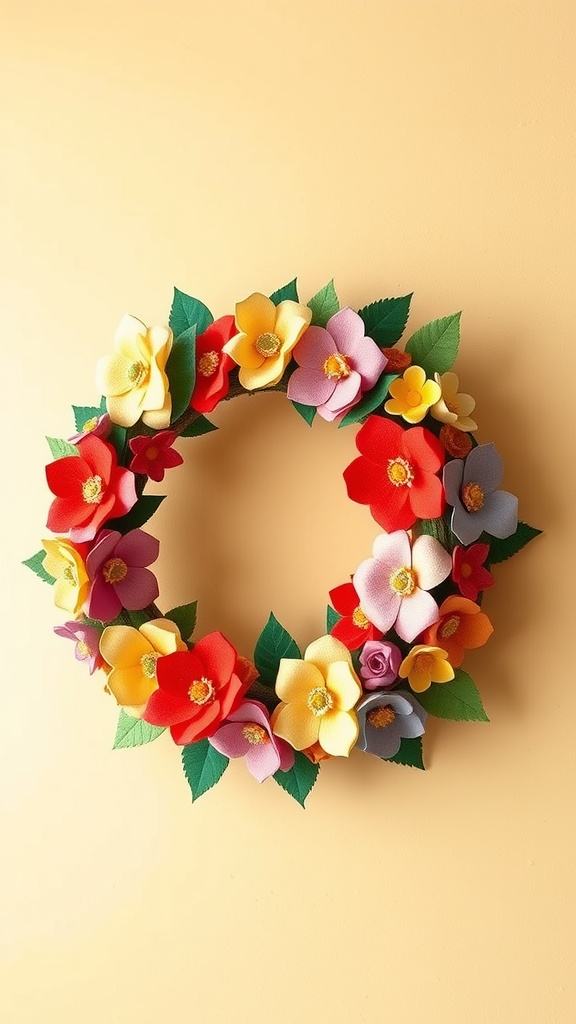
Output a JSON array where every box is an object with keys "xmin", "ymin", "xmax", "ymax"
[
  {"xmin": 99, "ymin": 618, "xmax": 187, "ymax": 717},
  {"xmin": 384, "ymin": 365, "xmax": 441, "ymax": 424},
  {"xmin": 430, "ymin": 372, "xmax": 477, "ymax": 432},
  {"xmin": 223, "ymin": 292, "xmax": 312, "ymax": 390},
  {"xmin": 96, "ymin": 315, "xmax": 173, "ymax": 429},
  {"xmin": 42, "ymin": 538, "xmax": 89, "ymax": 616}
]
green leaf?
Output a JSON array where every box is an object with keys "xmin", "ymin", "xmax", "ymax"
[
  {"xmin": 106, "ymin": 494, "xmax": 165, "ymax": 533},
  {"xmin": 113, "ymin": 710, "xmax": 165, "ymax": 749},
  {"xmin": 269, "ymin": 278, "xmax": 298, "ymax": 304},
  {"xmin": 292, "ymin": 401, "xmax": 316, "ymax": 426},
  {"xmin": 488, "ymin": 522, "xmax": 542, "ymax": 564},
  {"xmin": 46, "ymin": 437, "xmax": 79, "ymax": 459},
  {"xmin": 339, "ymin": 373, "xmax": 398, "ymax": 427},
  {"xmin": 71, "ymin": 402, "xmax": 105, "ymax": 433},
  {"xmin": 273, "ymin": 750, "xmax": 319, "ymax": 807},
  {"xmin": 181, "ymin": 739, "xmax": 229, "ymax": 802},
  {"xmin": 404, "ymin": 312, "xmax": 461, "ymax": 376},
  {"xmin": 165, "ymin": 601, "xmax": 197, "ymax": 640},
  {"xmin": 169, "ymin": 287, "xmax": 213, "ymax": 337},
  {"xmin": 22, "ymin": 550, "xmax": 56, "ymax": 585},
  {"xmin": 416, "ymin": 669, "xmax": 489, "ymax": 722},
  {"xmin": 166, "ymin": 324, "xmax": 197, "ymax": 421},
  {"xmin": 326, "ymin": 604, "xmax": 342, "ymax": 632},
  {"xmin": 308, "ymin": 280, "xmax": 339, "ymax": 327},
  {"xmin": 417, "ymin": 515, "xmax": 456, "ymax": 552},
  {"xmin": 253, "ymin": 613, "xmax": 301, "ymax": 687},
  {"xmin": 180, "ymin": 415, "xmax": 218, "ymax": 437},
  {"xmin": 358, "ymin": 294, "xmax": 413, "ymax": 346},
  {"xmin": 107, "ymin": 423, "xmax": 127, "ymax": 462},
  {"xmin": 385, "ymin": 736, "xmax": 425, "ymax": 769}
]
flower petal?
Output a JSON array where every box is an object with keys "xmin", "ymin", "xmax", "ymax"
[
  {"xmin": 463, "ymin": 443, "xmax": 503, "ymax": 493},
  {"xmin": 353, "ymin": 557, "xmax": 401, "ymax": 635},
  {"xmin": 273, "ymin": 300, "xmax": 311, "ymax": 351},
  {"xmin": 115, "ymin": 529, "xmax": 159, "ymax": 568},
  {"xmin": 443, "ymin": 458, "xmax": 465, "ymax": 506},
  {"xmin": 114, "ymin": 567, "xmax": 159, "ymax": 610},
  {"xmin": 293, "ymin": 325, "xmax": 334, "ymax": 367},
  {"xmin": 395, "ymin": 589, "xmax": 440, "ymax": 643},
  {"xmin": 356, "ymin": 415, "xmax": 403, "ymax": 464},
  {"xmin": 325, "ymin": 308, "xmax": 364, "ymax": 354},
  {"xmin": 107, "ymin": 665, "xmax": 157, "ymax": 707},
  {"xmin": 326, "ymin": 661, "xmax": 362, "ymax": 712},
  {"xmin": 194, "ymin": 631, "xmax": 237, "ymax": 686},
  {"xmin": 140, "ymin": 618, "xmax": 185, "ymax": 654},
  {"xmin": 304, "ymin": 635, "xmax": 352, "ymax": 676},
  {"xmin": 412, "ymin": 534, "xmax": 452, "ymax": 590},
  {"xmin": 319, "ymin": 371, "xmax": 362, "ymax": 416},
  {"xmin": 209, "ymin": 721, "xmax": 251, "ymax": 759},
  {"xmin": 287, "ymin": 365, "xmax": 335, "ymax": 406},
  {"xmin": 245, "ymin": 743, "xmax": 281, "ymax": 783},
  {"xmin": 273, "ymin": 701, "xmax": 319, "ymax": 750},
  {"xmin": 235, "ymin": 293, "xmax": 276, "ymax": 338},
  {"xmin": 318, "ymin": 709, "xmax": 358, "ymax": 756},
  {"xmin": 99, "ymin": 625, "xmax": 151, "ymax": 669},
  {"xmin": 275, "ymin": 659, "xmax": 323, "ymax": 704}
]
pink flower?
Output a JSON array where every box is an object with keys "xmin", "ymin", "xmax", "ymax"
[
  {"xmin": 208, "ymin": 700, "xmax": 295, "ymax": 783},
  {"xmin": 128, "ymin": 430, "xmax": 184, "ymax": 482},
  {"xmin": 68, "ymin": 414, "xmax": 111, "ymax": 444},
  {"xmin": 353, "ymin": 531, "xmax": 452, "ymax": 643},
  {"xmin": 53, "ymin": 621, "xmax": 103, "ymax": 674},
  {"xmin": 359, "ymin": 640, "xmax": 402, "ymax": 689},
  {"xmin": 287, "ymin": 308, "xmax": 388, "ymax": 421},
  {"xmin": 85, "ymin": 528, "xmax": 159, "ymax": 622}
]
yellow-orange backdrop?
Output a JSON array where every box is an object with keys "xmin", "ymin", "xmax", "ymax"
[{"xmin": 1, "ymin": 2, "xmax": 574, "ymax": 1022}]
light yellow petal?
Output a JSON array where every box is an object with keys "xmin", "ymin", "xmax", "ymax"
[
  {"xmin": 41, "ymin": 539, "xmax": 66, "ymax": 578},
  {"xmin": 420, "ymin": 380, "xmax": 442, "ymax": 406},
  {"xmin": 275, "ymin": 658, "xmax": 324, "ymax": 704},
  {"xmin": 235, "ymin": 293, "xmax": 276, "ymax": 338},
  {"xmin": 99, "ymin": 625, "xmax": 152, "ymax": 670},
  {"xmin": 274, "ymin": 300, "xmax": 312, "ymax": 351},
  {"xmin": 454, "ymin": 415, "xmax": 477, "ymax": 432},
  {"xmin": 318, "ymin": 709, "xmax": 359, "ymax": 757},
  {"xmin": 107, "ymin": 665, "xmax": 158, "ymax": 707},
  {"xmin": 272, "ymin": 701, "xmax": 319, "ymax": 750},
  {"xmin": 96, "ymin": 352, "xmax": 134, "ymax": 398},
  {"xmin": 53, "ymin": 577, "xmax": 81, "ymax": 615},
  {"xmin": 140, "ymin": 618, "xmax": 186, "ymax": 654},
  {"xmin": 430, "ymin": 398, "xmax": 457, "ymax": 425},
  {"xmin": 106, "ymin": 388, "xmax": 146, "ymax": 428},
  {"xmin": 114, "ymin": 314, "xmax": 148, "ymax": 349},
  {"xmin": 454, "ymin": 392, "xmax": 475, "ymax": 417},
  {"xmin": 326, "ymin": 661, "xmax": 362, "ymax": 712},
  {"xmin": 144, "ymin": 325, "xmax": 173, "ymax": 359},
  {"xmin": 142, "ymin": 393, "xmax": 172, "ymax": 429},
  {"xmin": 404, "ymin": 365, "xmax": 426, "ymax": 391},
  {"xmin": 141, "ymin": 361, "xmax": 168, "ymax": 412},
  {"xmin": 304, "ymin": 634, "xmax": 352, "ymax": 677},
  {"xmin": 223, "ymin": 332, "xmax": 266, "ymax": 370},
  {"xmin": 238, "ymin": 359, "xmax": 284, "ymax": 390},
  {"xmin": 437, "ymin": 372, "xmax": 459, "ymax": 401}
]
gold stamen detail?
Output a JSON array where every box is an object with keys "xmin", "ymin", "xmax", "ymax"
[
  {"xmin": 323, "ymin": 353, "xmax": 351, "ymax": 380},
  {"xmin": 188, "ymin": 677, "xmax": 214, "ymax": 705},
  {"xmin": 389, "ymin": 566, "xmax": 416, "ymax": 596},
  {"xmin": 197, "ymin": 351, "xmax": 220, "ymax": 377},
  {"xmin": 367, "ymin": 706, "xmax": 396, "ymax": 729},
  {"xmin": 387, "ymin": 457, "xmax": 414, "ymax": 488},
  {"xmin": 307, "ymin": 686, "xmax": 333, "ymax": 717},
  {"xmin": 140, "ymin": 652, "xmax": 159, "ymax": 679},
  {"xmin": 461, "ymin": 482, "xmax": 485, "ymax": 513},
  {"xmin": 352, "ymin": 606, "xmax": 370, "ymax": 629},
  {"xmin": 439, "ymin": 615, "xmax": 460, "ymax": 639},
  {"xmin": 102, "ymin": 557, "xmax": 128, "ymax": 584},
  {"xmin": 242, "ymin": 724, "xmax": 269, "ymax": 745},
  {"xmin": 128, "ymin": 361, "xmax": 147, "ymax": 386},
  {"xmin": 255, "ymin": 332, "xmax": 282, "ymax": 358},
  {"xmin": 82, "ymin": 475, "xmax": 103, "ymax": 504}
]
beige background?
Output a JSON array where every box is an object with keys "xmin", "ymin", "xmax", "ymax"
[{"xmin": 1, "ymin": 2, "xmax": 574, "ymax": 1022}]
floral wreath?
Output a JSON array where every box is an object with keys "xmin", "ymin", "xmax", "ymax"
[{"xmin": 25, "ymin": 279, "xmax": 540, "ymax": 807}]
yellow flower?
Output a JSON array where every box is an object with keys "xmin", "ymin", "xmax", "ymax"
[
  {"xmin": 384, "ymin": 365, "xmax": 441, "ymax": 424},
  {"xmin": 430, "ymin": 372, "xmax": 477, "ymax": 432},
  {"xmin": 223, "ymin": 292, "xmax": 311, "ymax": 390},
  {"xmin": 42, "ymin": 538, "xmax": 89, "ymax": 616},
  {"xmin": 99, "ymin": 618, "xmax": 187, "ymax": 716},
  {"xmin": 398, "ymin": 645, "xmax": 455, "ymax": 693},
  {"xmin": 272, "ymin": 635, "xmax": 362, "ymax": 757},
  {"xmin": 96, "ymin": 315, "xmax": 173, "ymax": 429}
]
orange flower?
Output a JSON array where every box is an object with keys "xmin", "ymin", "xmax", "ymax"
[
  {"xmin": 302, "ymin": 741, "xmax": 334, "ymax": 764},
  {"xmin": 439, "ymin": 424, "xmax": 473, "ymax": 459},
  {"xmin": 422, "ymin": 596, "xmax": 493, "ymax": 667}
]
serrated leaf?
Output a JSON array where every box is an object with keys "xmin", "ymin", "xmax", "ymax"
[
  {"xmin": 273, "ymin": 750, "xmax": 319, "ymax": 807},
  {"xmin": 417, "ymin": 515, "xmax": 456, "ymax": 552},
  {"xmin": 404, "ymin": 312, "xmax": 461, "ymax": 376},
  {"xmin": 181, "ymin": 738, "xmax": 229, "ymax": 802},
  {"xmin": 292, "ymin": 401, "xmax": 316, "ymax": 426},
  {"xmin": 253, "ymin": 613, "xmax": 301, "ymax": 688},
  {"xmin": 180, "ymin": 415, "xmax": 218, "ymax": 437},
  {"xmin": 165, "ymin": 601, "xmax": 197, "ymax": 640},
  {"xmin": 339, "ymin": 373, "xmax": 398, "ymax": 427},
  {"xmin": 46, "ymin": 437, "xmax": 79, "ymax": 459},
  {"xmin": 169, "ymin": 287, "xmax": 213, "ymax": 337},
  {"xmin": 488, "ymin": 522, "xmax": 542, "ymax": 564},
  {"xmin": 385, "ymin": 736, "xmax": 425, "ymax": 769},
  {"xmin": 269, "ymin": 279, "xmax": 299, "ymax": 304},
  {"xmin": 166, "ymin": 324, "xmax": 196, "ymax": 421},
  {"xmin": 113, "ymin": 710, "xmax": 165, "ymax": 749},
  {"xmin": 22, "ymin": 550, "xmax": 56, "ymax": 584},
  {"xmin": 416, "ymin": 669, "xmax": 489, "ymax": 722},
  {"xmin": 308, "ymin": 280, "xmax": 339, "ymax": 327},
  {"xmin": 71, "ymin": 403, "xmax": 104, "ymax": 433},
  {"xmin": 358, "ymin": 294, "xmax": 413, "ymax": 347},
  {"xmin": 326, "ymin": 605, "xmax": 342, "ymax": 632},
  {"xmin": 106, "ymin": 494, "xmax": 165, "ymax": 533}
]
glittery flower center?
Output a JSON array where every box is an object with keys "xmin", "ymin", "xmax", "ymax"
[
  {"xmin": 82, "ymin": 474, "xmax": 103, "ymax": 504},
  {"xmin": 439, "ymin": 615, "xmax": 460, "ymax": 639},
  {"xmin": 128, "ymin": 360, "xmax": 148, "ymax": 386},
  {"xmin": 405, "ymin": 389, "xmax": 422, "ymax": 408},
  {"xmin": 242, "ymin": 723, "xmax": 270, "ymax": 745},
  {"xmin": 103, "ymin": 557, "xmax": 128, "ymax": 584},
  {"xmin": 387, "ymin": 457, "xmax": 414, "ymax": 487},
  {"xmin": 323, "ymin": 353, "xmax": 351, "ymax": 380},
  {"xmin": 461, "ymin": 482, "xmax": 485, "ymax": 513},
  {"xmin": 307, "ymin": 686, "xmax": 333, "ymax": 716},
  {"xmin": 188, "ymin": 677, "xmax": 214, "ymax": 705},
  {"xmin": 82, "ymin": 416, "xmax": 99, "ymax": 433},
  {"xmin": 140, "ymin": 652, "xmax": 159, "ymax": 679},
  {"xmin": 389, "ymin": 566, "xmax": 416, "ymax": 596},
  {"xmin": 255, "ymin": 332, "xmax": 281, "ymax": 358},
  {"xmin": 198, "ymin": 350, "xmax": 220, "ymax": 377},
  {"xmin": 352, "ymin": 606, "xmax": 370, "ymax": 629},
  {"xmin": 367, "ymin": 706, "xmax": 396, "ymax": 729}
]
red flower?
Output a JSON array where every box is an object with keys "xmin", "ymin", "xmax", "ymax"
[
  {"xmin": 329, "ymin": 582, "xmax": 382, "ymax": 650},
  {"xmin": 142, "ymin": 631, "xmax": 250, "ymax": 745},
  {"xmin": 452, "ymin": 543, "xmax": 495, "ymax": 601},
  {"xmin": 128, "ymin": 430, "xmax": 184, "ymax": 482},
  {"xmin": 190, "ymin": 315, "xmax": 236, "ymax": 414},
  {"xmin": 46, "ymin": 435, "xmax": 137, "ymax": 544},
  {"xmin": 343, "ymin": 416, "xmax": 445, "ymax": 532}
]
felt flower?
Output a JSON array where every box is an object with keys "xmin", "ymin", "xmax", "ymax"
[
  {"xmin": 353, "ymin": 531, "xmax": 452, "ymax": 643},
  {"xmin": 85, "ymin": 529, "xmax": 159, "ymax": 622},
  {"xmin": 302, "ymin": 742, "xmax": 333, "ymax": 764},
  {"xmin": 398, "ymin": 644, "xmax": 455, "ymax": 693},
  {"xmin": 223, "ymin": 292, "xmax": 311, "ymax": 390},
  {"xmin": 421, "ymin": 596, "xmax": 493, "ymax": 667},
  {"xmin": 444, "ymin": 443, "xmax": 518, "ymax": 546},
  {"xmin": 99, "ymin": 618, "xmax": 187, "ymax": 712},
  {"xmin": 328, "ymin": 582, "xmax": 382, "ymax": 650},
  {"xmin": 68, "ymin": 413, "xmax": 111, "ymax": 444},
  {"xmin": 356, "ymin": 691, "xmax": 427, "ymax": 759},
  {"xmin": 190, "ymin": 315, "xmax": 236, "ymax": 413},
  {"xmin": 142, "ymin": 631, "xmax": 250, "ymax": 745},
  {"xmin": 380, "ymin": 347, "xmax": 412, "ymax": 372},
  {"xmin": 359, "ymin": 640, "xmax": 403, "ymax": 690},
  {"xmin": 128, "ymin": 430, "xmax": 184, "ymax": 482},
  {"xmin": 384, "ymin": 365, "xmax": 441, "ymax": 424},
  {"xmin": 439, "ymin": 423, "xmax": 473, "ymax": 459},
  {"xmin": 54, "ymin": 621, "xmax": 103, "ymax": 674},
  {"xmin": 41, "ymin": 537, "xmax": 89, "ymax": 615},
  {"xmin": 46, "ymin": 435, "xmax": 137, "ymax": 544},
  {"xmin": 343, "ymin": 417, "xmax": 445, "ymax": 531},
  {"xmin": 96, "ymin": 314, "xmax": 173, "ymax": 428},
  {"xmin": 287, "ymin": 308, "xmax": 388, "ymax": 421},
  {"xmin": 430, "ymin": 372, "xmax": 477, "ymax": 432},
  {"xmin": 272, "ymin": 635, "xmax": 362, "ymax": 757},
  {"xmin": 209, "ymin": 700, "xmax": 295, "ymax": 783},
  {"xmin": 452, "ymin": 543, "xmax": 495, "ymax": 601}
]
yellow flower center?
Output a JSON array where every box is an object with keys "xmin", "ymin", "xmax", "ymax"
[
  {"xmin": 82, "ymin": 416, "xmax": 99, "ymax": 432},
  {"xmin": 405, "ymin": 389, "xmax": 422, "ymax": 408},
  {"xmin": 62, "ymin": 565, "xmax": 77, "ymax": 583},
  {"xmin": 128, "ymin": 360, "xmax": 148, "ymax": 386},
  {"xmin": 242, "ymin": 723, "xmax": 270, "ymax": 745},
  {"xmin": 188, "ymin": 677, "xmax": 214, "ymax": 705},
  {"xmin": 439, "ymin": 615, "xmax": 461, "ymax": 639},
  {"xmin": 198, "ymin": 350, "xmax": 220, "ymax": 377},
  {"xmin": 146, "ymin": 446, "xmax": 159, "ymax": 461},
  {"xmin": 323, "ymin": 353, "xmax": 351, "ymax": 380},
  {"xmin": 307, "ymin": 686, "xmax": 333, "ymax": 717},
  {"xmin": 367, "ymin": 706, "xmax": 396, "ymax": 729},
  {"xmin": 76, "ymin": 640, "xmax": 91, "ymax": 658},
  {"xmin": 140, "ymin": 652, "xmax": 159, "ymax": 679},
  {"xmin": 352, "ymin": 606, "xmax": 370, "ymax": 629},
  {"xmin": 460, "ymin": 563, "xmax": 472, "ymax": 579},
  {"xmin": 102, "ymin": 557, "xmax": 128, "ymax": 584},
  {"xmin": 389, "ymin": 566, "xmax": 416, "ymax": 596},
  {"xmin": 255, "ymin": 332, "xmax": 282, "ymax": 358},
  {"xmin": 82, "ymin": 474, "xmax": 103, "ymax": 504},
  {"xmin": 461, "ymin": 482, "xmax": 485, "ymax": 513},
  {"xmin": 387, "ymin": 457, "xmax": 414, "ymax": 487}
]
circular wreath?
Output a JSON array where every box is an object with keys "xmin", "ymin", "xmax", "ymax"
[{"xmin": 26, "ymin": 279, "xmax": 540, "ymax": 806}]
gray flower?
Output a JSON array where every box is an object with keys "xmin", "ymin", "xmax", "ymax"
[
  {"xmin": 443, "ymin": 443, "xmax": 518, "ymax": 546},
  {"xmin": 356, "ymin": 691, "xmax": 427, "ymax": 759}
]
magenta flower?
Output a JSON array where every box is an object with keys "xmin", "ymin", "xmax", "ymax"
[
  {"xmin": 208, "ymin": 700, "xmax": 295, "ymax": 782},
  {"xmin": 359, "ymin": 640, "xmax": 402, "ymax": 689},
  {"xmin": 287, "ymin": 307, "xmax": 388, "ymax": 421},
  {"xmin": 85, "ymin": 528, "xmax": 159, "ymax": 622},
  {"xmin": 53, "ymin": 621, "xmax": 103, "ymax": 674},
  {"xmin": 128, "ymin": 430, "xmax": 184, "ymax": 483},
  {"xmin": 353, "ymin": 531, "xmax": 452, "ymax": 643},
  {"xmin": 68, "ymin": 413, "xmax": 111, "ymax": 444}
]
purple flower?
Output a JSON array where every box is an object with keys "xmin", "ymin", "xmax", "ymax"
[
  {"xmin": 287, "ymin": 307, "xmax": 388, "ymax": 421},
  {"xmin": 85, "ymin": 528, "xmax": 159, "ymax": 622},
  {"xmin": 359, "ymin": 640, "xmax": 402, "ymax": 689},
  {"xmin": 356, "ymin": 690, "xmax": 427, "ymax": 759},
  {"xmin": 53, "ymin": 621, "xmax": 103, "ymax": 674},
  {"xmin": 443, "ymin": 443, "xmax": 518, "ymax": 546},
  {"xmin": 209, "ymin": 700, "xmax": 295, "ymax": 782},
  {"xmin": 68, "ymin": 413, "xmax": 111, "ymax": 444}
]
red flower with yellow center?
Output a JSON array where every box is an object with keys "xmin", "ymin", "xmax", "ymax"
[
  {"xmin": 190, "ymin": 315, "xmax": 237, "ymax": 413},
  {"xmin": 421, "ymin": 596, "xmax": 493, "ymax": 667},
  {"xmin": 328, "ymin": 581, "xmax": 382, "ymax": 650}
]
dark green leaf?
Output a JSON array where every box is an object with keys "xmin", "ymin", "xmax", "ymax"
[
  {"xmin": 292, "ymin": 401, "xmax": 316, "ymax": 426},
  {"xmin": 489, "ymin": 522, "xmax": 542, "ymax": 564},
  {"xmin": 416, "ymin": 515, "xmax": 456, "ymax": 552},
  {"xmin": 358, "ymin": 294, "xmax": 413, "ymax": 346},
  {"xmin": 273, "ymin": 750, "xmax": 319, "ymax": 807},
  {"xmin": 113, "ymin": 710, "xmax": 165, "ymax": 749},
  {"xmin": 384, "ymin": 736, "xmax": 425, "ymax": 769},
  {"xmin": 107, "ymin": 423, "xmax": 127, "ymax": 462},
  {"xmin": 165, "ymin": 601, "xmax": 197, "ymax": 640},
  {"xmin": 416, "ymin": 669, "xmax": 489, "ymax": 722},
  {"xmin": 46, "ymin": 437, "xmax": 79, "ymax": 459},
  {"xmin": 253, "ymin": 613, "xmax": 301, "ymax": 687},
  {"xmin": 326, "ymin": 605, "xmax": 342, "ymax": 632},
  {"xmin": 106, "ymin": 495, "xmax": 165, "ymax": 533},
  {"xmin": 405, "ymin": 312, "xmax": 461, "ymax": 376},
  {"xmin": 181, "ymin": 739, "xmax": 229, "ymax": 801},
  {"xmin": 339, "ymin": 373, "xmax": 398, "ymax": 427},
  {"xmin": 308, "ymin": 280, "xmax": 339, "ymax": 327},
  {"xmin": 166, "ymin": 324, "xmax": 197, "ymax": 421},
  {"xmin": 71, "ymin": 402, "xmax": 105, "ymax": 433},
  {"xmin": 22, "ymin": 550, "xmax": 56, "ymax": 585},
  {"xmin": 269, "ymin": 279, "xmax": 299, "ymax": 304},
  {"xmin": 169, "ymin": 287, "xmax": 213, "ymax": 337},
  {"xmin": 180, "ymin": 415, "xmax": 218, "ymax": 437}
]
